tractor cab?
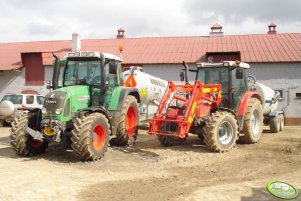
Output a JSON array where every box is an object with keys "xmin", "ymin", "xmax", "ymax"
[
  {"xmin": 62, "ymin": 52, "xmax": 124, "ymax": 107},
  {"xmin": 195, "ymin": 61, "xmax": 250, "ymax": 111}
]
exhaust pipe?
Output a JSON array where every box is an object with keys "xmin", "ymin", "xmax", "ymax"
[
  {"xmin": 52, "ymin": 53, "xmax": 60, "ymax": 90},
  {"xmin": 182, "ymin": 61, "xmax": 189, "ymax": 85}
]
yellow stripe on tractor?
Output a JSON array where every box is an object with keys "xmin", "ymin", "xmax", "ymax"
[{"xmin": 202, "ymin": 88, "xmax": 218, "ymax": 93}]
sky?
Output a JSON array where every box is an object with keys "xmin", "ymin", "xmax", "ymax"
[{"xmin": 0, "ymin": 0, "xmax": 300, "ymax": 42}]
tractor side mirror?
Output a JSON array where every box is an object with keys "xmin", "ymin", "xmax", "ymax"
[
  {"xmin": 236, "ymin": 68, "xmax": 244, "ymax": 79},
  {"xmin": 180, "ymin": 71, "xmax": 185, "ymax": 82},
  {"xmin": 109, "ymin": 62, "xmax": 117, "ymax": 74}
]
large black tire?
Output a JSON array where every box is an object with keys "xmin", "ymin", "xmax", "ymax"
[
  {"xmin": 270, "ymin": 115, "xmax": 280, "ymax": 133},
  {"xmin": 10, "ymin": 114, "xmax": 48, "ymax": 156},
  {"xmin": 71, "ymin": 113, "xmax": 110, "ymax": 161},
  {"xmin": 157, "ymin": 122, "xmax": 187, "ymax": 147},
  {"xmin": 240, "ymin": 98, "xmax": 263, "ymax": 144},
  {"xmin": 204, "ymin": 111, "xmax": 239, "ymax": 152},
  {"xmin": 110, "ymin": 95, "xmax": 138, "ymax": 146},
  {"xmin": 0, "ymin": 120, "xmax": 11, "ymax": 127}
]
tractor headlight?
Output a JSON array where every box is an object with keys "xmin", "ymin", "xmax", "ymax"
[
  {"xmin": 42, "ymin": 108, "xmax": 47, "ymax": 114},
  {"xmin": 55, "ymin": 108, "xmax": 63, "ymax": 115}
]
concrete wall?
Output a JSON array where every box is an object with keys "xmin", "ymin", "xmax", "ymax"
[
  {"xmin": 142, "ymin": 63, "xmax": 196, "ymax": 84},
  {"xmin": 1, "ymin": 62, "xmax": 300, "ymax": 124},
  {"xmin": 248, "ymin": 63, "xmax": 301, "ymax": 124},
  {"xmin": 0, "ymin": 66, "xmax": 64, "ymax": 98},
  {"xmin": 143, "ymin": 63, "xmax": 301, "ymax": 124}
]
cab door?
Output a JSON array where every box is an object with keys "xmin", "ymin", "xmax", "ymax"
[{"xmin": 230, "ymin": 69, "xmax": 248, "ymax": 111}]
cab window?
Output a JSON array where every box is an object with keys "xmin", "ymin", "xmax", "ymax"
[
  {"xmin": 26, "ymin": 95, "xmax": 34, "ymax": 104},
  {"xmin": 37, "ymin": 96, "xmax": 45, "ymax": 105}
]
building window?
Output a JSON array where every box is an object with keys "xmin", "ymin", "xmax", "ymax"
[
  {"xmin": 274, "ymin": 89, "xmax": 284, "ymax": 100},
  {"xmin": 296, "ymin": 93, "xmax": 301, "ymax": 99}
]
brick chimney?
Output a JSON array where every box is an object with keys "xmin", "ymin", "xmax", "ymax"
[
  {"xmin": 268, "ymin": 23, "xmax": 277, "ymax": 34},
  {"xmin": 116, "ymin": 28, "xmax": 125, "ymax": 39},
  {"xmin": 72, "ymin": 33, "xmax": 81, "ymax": 51}
]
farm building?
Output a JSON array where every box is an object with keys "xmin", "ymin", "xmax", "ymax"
[{"xmin": 0, "ymin": 24, "xmax": 301, "ymax": 125}]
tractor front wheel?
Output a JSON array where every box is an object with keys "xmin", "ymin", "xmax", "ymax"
[
  {"xmin": 10, "ymin": 114, "xmax": 48, "ymax": 156},
  {"xmin": 204, "ymin": 111, "xmax": 238, "ymax": 152},
  {"xmin": 240, "ymin": 98, "xmax": 263, "ymax": 143},
  {"xmin": 71, "ymin": 113, "xmax": 110, "ymax": 161},
  {"xmin": 110, "ymin": 95, "xmax": 138, "ymax": 146},
  {"xmin": 158, "ymin": 122, "xmax": 187, "ymax": 147}
]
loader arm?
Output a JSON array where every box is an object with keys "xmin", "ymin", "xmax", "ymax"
[{"xmin": 148, "ymin": 80, "xmax": 222, "ymax": 138}]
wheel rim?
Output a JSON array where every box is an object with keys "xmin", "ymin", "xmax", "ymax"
[
  {"xmin": 28, "ymin": 135, "xmax": 43, "ymax": 148},
  {"xmin": 218, "ymin": 121, "xmax": 233, "ymax": 145},
  {"xmin": 126, "ymin": 106, "xmax": 136, "ymax": 137},
  {"xmin": 251, "ymin": 109, "xmax": 260, "ymax": 135},
  {"xmin": 92, "ymin": 124, "xmax": 106, "ymax": 151}
]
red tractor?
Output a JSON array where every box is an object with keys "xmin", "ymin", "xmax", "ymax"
[{"xmin": 148, "ymin": 61, "xmax": 264, "ymax": 152}]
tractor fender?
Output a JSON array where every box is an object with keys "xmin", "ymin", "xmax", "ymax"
[
  {"xmin": 78, "ymin": 106, "xmax": 112, "ymax": 133},
  {"xmin": 236, "ymin": 92, "xmax": 262, "ymax": 129},
  {"xmin": 116, "ymin": 87, "xmax": 140, "ymax": 111},
  {"xmin": 218, "ymin": 107, "xmax": 238, "ymax": 120}
]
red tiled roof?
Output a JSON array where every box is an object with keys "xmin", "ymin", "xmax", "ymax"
[{"xmin": 0, "ymin": 33, "xmax": 301, "ymax": 70}]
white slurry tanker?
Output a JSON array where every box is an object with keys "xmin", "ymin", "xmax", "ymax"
[
  {"xmin": 253, "ymin": 80, "xmax": 284, "ymax": 132},
  {"xmin": 123, "ymin": 66, "xmax": 168, "ymax": 125}
]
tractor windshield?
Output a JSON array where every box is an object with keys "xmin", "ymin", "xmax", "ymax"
[
  {"xmin": 197, "ymin": 67, "xmax": 230, "ymax": 105},
  {"xmin": 197, "ymin": 67, "xmax": 229, "ymax": 86},
  {"xmin": 64, "ymin": 59, "xmax": 102, "ymax": 86}
]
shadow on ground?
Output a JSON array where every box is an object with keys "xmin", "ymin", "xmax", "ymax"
[{"xmin": 241, "ymin": 187, "xmax": 301, "ymax": 201}]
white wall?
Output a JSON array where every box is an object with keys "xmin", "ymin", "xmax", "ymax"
[
  {"xmin": 1, "ymin": 63, "xmax": 300, "ymax": 119},
  {"xmin": 248, "ymin": 63, "xmax": 301, "ymax": 118},
  {"xmin": 143, "ymin": 63, "xmax": 301, "ymax": 118},
  {"xmin": 142, "ymin": 63, "xmax": 196, "ymax": 84},
  {"xmin": 0, "ymin": 65, "xmax": 62, "ymax": 98}
]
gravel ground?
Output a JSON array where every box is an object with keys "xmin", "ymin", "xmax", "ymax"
[{"xmin": 0, "ymin": 126, "xmax": 300, "ymax": 201}]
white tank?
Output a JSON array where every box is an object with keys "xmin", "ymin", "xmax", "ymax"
[
  {"xmin": 123, "ymin": 67, "xmax": 168, "ymax": 123},
  {"xmin": 0, "ymin": 101, "xmax": 15, "ymax": 117},
  {"xmin": 255, "ymin": 82, "xmax": 279, "ymax": 115}
]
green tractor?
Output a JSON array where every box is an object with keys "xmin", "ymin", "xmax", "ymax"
[{"xmin": 10, "ymin": 52, "xmax": 140, "ymax": 161}]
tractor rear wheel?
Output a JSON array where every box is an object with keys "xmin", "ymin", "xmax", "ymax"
[
  {"xmin": 270, "ymin": 115, "xmax": 280, "ymax": 133},
  {"xmin": 110, "ymin": 95, "xmax": 138, "ymax": 146},
  {"xmin": 204, "ymin": 111, "xmax": 238, "ymax": 152},
  {"xmin": 71, "ymin": 113, "xmax": 110, "ymax": 161},
  {"xmin": 158, "ymin": 122, "xmax": 187, "ymax": 147},
  {"xmin": 240, "ymin": 98, "xmax": 263, "ymax": 143},
  {"xmin": 10, "ymin": 114, "xmax": 48, "ymax": 156}
]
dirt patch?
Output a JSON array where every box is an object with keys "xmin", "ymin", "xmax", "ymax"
[{"xmin": 0, "ymin": 127, "xmax": 300, "ymax": 201}]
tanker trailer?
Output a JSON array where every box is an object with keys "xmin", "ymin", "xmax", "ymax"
[
  {"xmin": 123, "ymin": 66, "xmax": 168, "ymax": 126},
  {"xmin": 248, "ymin": 76, "xmax": 285, "ymax": 133}
]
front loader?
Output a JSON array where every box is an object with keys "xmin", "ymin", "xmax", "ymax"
[
  {"xmin": 10, "ymin": 52, "xmax": 140, "ymax": 161},
  {"xmin": 148, "ymin": 80, "xmax": 240, "ymax": 152}
]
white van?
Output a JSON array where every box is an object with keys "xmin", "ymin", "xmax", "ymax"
[{"xmin": 0, "ymin": 94, "xmax": 44, "ymax": 126}]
